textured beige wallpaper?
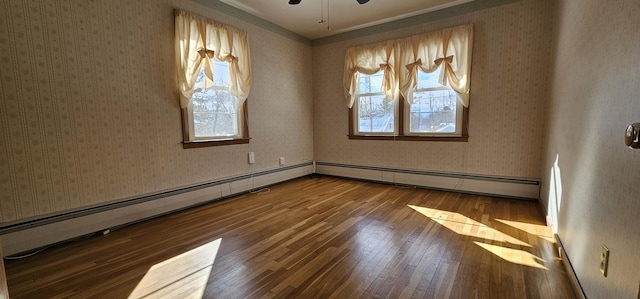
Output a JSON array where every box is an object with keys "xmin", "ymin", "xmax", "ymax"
[
  {"xmin": 541, "ymin": 0, "xmax": 640, "ymax": 298},
  {"xmin": 0, "ymin": 0, "xmax": 314, "ymax": 223},
  {"xmin": 313, "ymin": 0, "xmax": 554, "ymax": 180}
]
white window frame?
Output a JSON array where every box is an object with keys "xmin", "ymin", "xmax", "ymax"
[
  {"xmin": 187, "ymin": 59, "xmax": 244, "ymax": 141},
  {"xmin": 352, "ymin": 71, "xmax": 398, "ymax": 136},
  {"xmin": 403, "ymin": 68, "xmax": 463, "ymax": 137}
]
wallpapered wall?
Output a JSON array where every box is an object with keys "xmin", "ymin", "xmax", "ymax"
[
  {"xmin": 313, "ymin": 0, "xmax": 554, "ymax": 180},
  {"xmin": 0, "ymin": 0, "xmax": 314, "ymax": 223},
  {"xmin": 541, "ymin": 0, "xmax": 640, "ymax": 298}
]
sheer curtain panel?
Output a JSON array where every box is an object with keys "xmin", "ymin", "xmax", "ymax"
[
  {"xmin": 344, "ymin": 24, "xmax": 473, "ymax": 108},
  {"xmin": 174, "ymin": 9, "xmax": 251, "ymax": 109},
  {"xmin": 398, "ymin": 24, "xmax": 473, "ymax": 107},
  {"xmin": 343, "ymin": 40, "xmax": 398, "ymax": 108}
]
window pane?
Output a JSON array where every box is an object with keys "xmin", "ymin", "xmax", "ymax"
[
  {"xmin": 191, "ymin": 61, "xmax": 237, "ymax": 138},
  {"xmin": 417, "ymin": 66, "xmax": 444, "ymax": 89},
  {"xmin": 212, "ymin": 60, "xmax": 229, "ymax": 86},
  {"xmin": 192, "ymin": 89, "xmax": 237, "ymax": 137},
  {"xmin": 358, "ymin": 71, "xmax": 383, "ymax": 93},
  {"xmin": 409, "ymin": 89, "xmax": 457, "ymax": 133},
  {"xmin": 358, "ymin": 95, "xmax": 394, "ymax": 133},
  {"xmin": 194, "ymin": 60, "xmax": 230, "ymax": 87}
]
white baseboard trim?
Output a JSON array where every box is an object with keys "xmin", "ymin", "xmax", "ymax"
[
  {"xmin": 555, "ymin": 234, "xmax": 587, "ymax": 299},
  {"xmin": 315, "ymin": 162, "xmax": 540, "ymax": 200},
  {"xmin": 0, "ymin": 163, "xmax": 313, "ymax": 257}
]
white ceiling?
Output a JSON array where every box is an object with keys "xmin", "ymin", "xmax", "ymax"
[{"xmin": 219, "ymin": 0, "xmax": 474, "ymax": 40}]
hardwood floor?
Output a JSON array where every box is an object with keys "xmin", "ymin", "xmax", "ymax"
[{"xmin": 5, "ymin": 176, "xmax": 577, "ymax": 298}]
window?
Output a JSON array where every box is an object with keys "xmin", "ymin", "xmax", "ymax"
[
  {"xmin": 354, "ymin": 71, "xmax": 396, "ymax": 135},
  {"xmin": 352, "ymin": 69, "xmax": 465, "ymax": 140},
  {"xmin": 345, "ymin": 24, "xmax": 473, "ymax": 142},
  {"xmin": 189, "ymin": 60, "xmax": 242, "ymax": 140},
  {"xmin": 405, "ymin": 67, "xmax": 462, "ymax": 136},
  {"xmin": 175, "ymin": 9, "xmax": 251, "ymax": 148}
]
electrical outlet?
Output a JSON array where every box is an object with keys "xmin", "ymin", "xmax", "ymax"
[
  {"xmin": 600, "ymin": 244, "xmax": 609, "ymax": 277},
  {"xmin": 248, "ymin": 152, "xmax": 255, "ymax": 164},
  {"xmin": 279, "ymin": 157, "xmax": 285, "ymax": 166}
]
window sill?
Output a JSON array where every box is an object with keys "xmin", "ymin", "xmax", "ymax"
[
  {"xmin": 182, "ymin": 138, "xmax": 250, "ymax": 149},
  {"xmin": 348, "ymin": 135, "xmax": 468, "ymax": 142}
]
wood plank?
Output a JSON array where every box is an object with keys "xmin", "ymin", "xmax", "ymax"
[{"xmin": 4, "ymin": 176, "xmax": 577, "ymax": 298}]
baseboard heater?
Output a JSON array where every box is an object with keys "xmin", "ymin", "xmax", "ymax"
[
  {"xmin": 314, "ymin": 162, "xmax": 540, "ymax": 200},
  {"xmin": 0, "ymin": 163, "xmax": 313, "ymax": 257}
]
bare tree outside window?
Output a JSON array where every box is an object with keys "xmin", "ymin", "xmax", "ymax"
[
  {"xmin": 191, "ymin": 60, "xmax": 238, "ymax": 138},
  {"xmin": 409, "ymin": 67, "xmax": 458, "ymax": 134},
  {"xmin": 357, "ymin": 71, "xmax": 395, "ymax": 133}
]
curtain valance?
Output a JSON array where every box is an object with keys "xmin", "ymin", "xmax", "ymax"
[
  {"xmin": 175, "ymin": 9, "xmax": 251, "ymax": 109},
  {"xmin": 343, "ymin": 24, "xmax": 473, "ymax": 108},
  {"xmin": 343, "ymin": 40, "xmax": 398, "ymax": 109}
]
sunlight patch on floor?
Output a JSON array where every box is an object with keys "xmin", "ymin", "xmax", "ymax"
[
  {"xmin": 474, "ymin": 241, "xmax": 548, "ymax": 270},
  {"xmin": 495, "ymin": 218, "xmax": 556, "ymax": 244},
  {"xmin": 129, "ymin": 238, "xmax": 221, "ymax": 299},
  {"xmin": 408, "ymin": 205, "xmax": 530, "ymax": 247}
]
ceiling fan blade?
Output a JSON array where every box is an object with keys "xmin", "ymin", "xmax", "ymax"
[
  {"xmin": 289, "ymin": 0, "xmax": 302, "ymax": 4},
  {"xmin": 357, "ymin": 0, "xmax": 369, "ymax": 4}
]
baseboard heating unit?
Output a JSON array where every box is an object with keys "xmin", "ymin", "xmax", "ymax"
[
  {"xmin": 0, "ymin": 163, "xmax": 313, "ymax": 256},
  {"xmin": 314, "ymin": 162, "xmax": 540, "ymax": 200},
  {"xmin": 0, "ymin": 162, "xmax": 539, "ymax": 256}
]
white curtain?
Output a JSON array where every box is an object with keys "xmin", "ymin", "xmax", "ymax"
[
  {"xmin": 397, "ymin": 30, "xmax": 444, "ymax": 105},
  {"xmin": 343, "ymin": 40, "xmax": 397, "ymax": 109},
  {"xmin": 175, "ymin": 9, "xmax": 251, "ymax": 109},
  {"xmin": 344, "ymin": 23, "xmax": 473, "ymax": 108},
  {"xmin": 440, "ymin": 24, "xmax": 474, "ymax": 107}
]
